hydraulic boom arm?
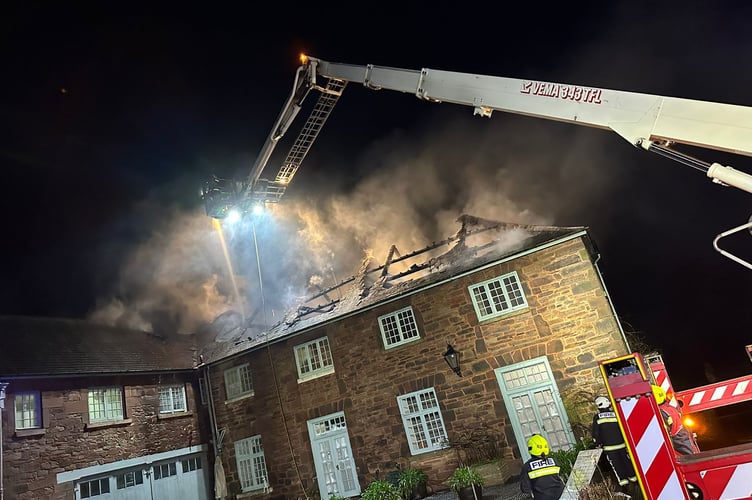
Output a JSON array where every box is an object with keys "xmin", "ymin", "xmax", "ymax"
[{"xmin": 202, "ymin": 55, "xmax": 752, "ymax": 264}]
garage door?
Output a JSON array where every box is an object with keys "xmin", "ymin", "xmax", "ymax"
[{"xmin": 76, "ymin": 454, "xmax": 209, "ymax": 500}]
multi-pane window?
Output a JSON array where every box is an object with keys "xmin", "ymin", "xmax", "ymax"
[
  {"xmin": 469, "ymin": 271, "xmax": 528, "ymax": 321},
  {"xmin": 116, "ymin": 471, "xmax": 143, "ymax": 489},
  {"xmin": 295, "ymin": 337, "xmax": 334, "ymax": 381},
  {"xmin": 14, "ymin": 392, "xmax": 41, "ymax": 429},
  {"xmin": 158, "ymin": 384, "xmax": 187, "ymax": 414},
  {"xmin": 224, "ymin": 364, "xmax": 253, "ymax": 400},
  {"xmin": 182, "ymin": 456, "xmax": 202, "ymax": 472},
  {"xmin": 378, "ymin": 306, "xmax": 420, "ymax": 349},
  {"xmin": 153, "ymin": 462, "xmax": 177, "ymax": 480},
  {"xmin": 235, "ymin": 435, "xmax": 269, "ymax": 492},
  {"xmin": 88, "ymin": 387, "xmax": 124, "ymax": 423},
  {"xmin": 397, "ymin": 388, "xmax": 449, "ymax": 455},
  {"xmin": 80, "ymin": 478, "xmax": 110, "ymax": 498}
]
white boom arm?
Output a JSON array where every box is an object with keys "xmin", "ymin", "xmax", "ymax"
[
  {"xmin": 312, "ymin": 57, "xmax": 752, "ymax": 192},
  {"xmin": 202, "ymin": 55, "xmax": 752, "ymax": 265}
]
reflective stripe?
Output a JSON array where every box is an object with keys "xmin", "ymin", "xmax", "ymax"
[
  {"xmin": 603, "ymin": 443, "xmax": 626, "ymax": 451},
  {"xmin": 528, "ymin": 466, "xmax": 561, "ymax": 479},
  {"xmin": 596, "ymin": 416, "xmax": 618, "ymax": 424}
]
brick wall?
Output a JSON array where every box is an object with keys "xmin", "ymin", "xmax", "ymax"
[{"xmin": 209, "ymin": 236, "xmax": 629, "ymax": 499}]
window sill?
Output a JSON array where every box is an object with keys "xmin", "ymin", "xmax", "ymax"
[
  {"xmin": 237, "ymin": 487, "xmax": 272, "ymax": 498},
  {"xmin": 14, "ymin": 428, "xmax": 46, "ymax": 438},
  {"xmin": 157, "ymin": 411, "xmax": 193, "ymax": 420},
  {"xmin": 85, "ymin": 419, "xmax": 132, "ymax": 431},
  {"xmin": 225, "ymin": 392, "xmax": 254, "ymax": 405},
  {"xmin": 297, "ymin": 367, "xmax": 335, "ymax": 384}
]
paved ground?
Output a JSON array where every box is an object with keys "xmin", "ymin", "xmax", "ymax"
[{"xmin": 424, "ymin": 482, "xmax": 527, "ymax": 500}]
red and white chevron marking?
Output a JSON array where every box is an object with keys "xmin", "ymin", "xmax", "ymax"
[
  {"xmin": 677, "ymin": 375, "xmax": 752, "ymax": 413},
  {"xmin": 682, "ymin": 462, "xmax": 752, "ymax": 499},
  {"xmin": 619, "ymin": 396, "xmax": 688, "ymax": 500}
]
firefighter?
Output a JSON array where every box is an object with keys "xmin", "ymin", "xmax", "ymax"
[
  {"xmin": 652, "ymin": 385, "xmax": 699, "ymax": 455},
  {"xmin": 520, "ymin": 434, "xmax": 565, "ymax": 500},
  {"xmin": 592, "ymin": 395, "xmax": 638, "ymax": 486}
]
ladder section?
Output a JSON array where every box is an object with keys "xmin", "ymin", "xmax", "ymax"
[{"xmin": 255, "ymin": 78, "xmax": 347, "ymax": 203}]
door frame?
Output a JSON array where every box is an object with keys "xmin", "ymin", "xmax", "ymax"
[
  {"xmin": 307, "ymin": 411, "xmax": 361, "ymax": 499},
  {"xmin": 495, "ymin": 355, "xmax": 575, "ymax": 461}
]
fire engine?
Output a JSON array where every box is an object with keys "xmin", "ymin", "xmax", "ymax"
[
  {"xmin": 203, "ymin": 55, "xmax": 752, "ymax": 498},
  {"xmin": 601, "ymin": 352, "xmax": 752, "ymax": 499}
]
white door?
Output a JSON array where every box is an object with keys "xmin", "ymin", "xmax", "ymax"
[
  {"xmin": 495, "ymin": 356, "xmax": 575, "ymax": 461},
  {"xmin": 308, "ymin": 412, "xmax": 361, "ymax": 499}
]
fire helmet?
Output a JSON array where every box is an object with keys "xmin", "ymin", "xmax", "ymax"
[
  {"xmin": 595, "ymin": 396, "xmax": 611, "ymax": 409},
  {"xmin": 527, "ymin": 434, "xmax": 550, "ymax": 457},
  {"xmin": 652, "ymin": 385, "xmax": 667, "ymax": 405}
]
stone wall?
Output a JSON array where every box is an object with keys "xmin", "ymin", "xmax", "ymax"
[
  {"xmin": 209, "ymin": 236, "xmax": 629, "ymax": 499},
  {"xmin": 2, "ymin": 373, "xmax": 210, "ymax": 499}
]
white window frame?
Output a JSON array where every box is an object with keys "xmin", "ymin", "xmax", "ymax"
[
  {"xmin": 224, "ymin": 363, "xmax": 253, "ymax": 401},
  {"xmin": 80, "ymin": 477, "xmax": 111, "ymax": 498},
  {"xmin": 469, "ymin": 270, "xmax": 528, "ymax": 321},
  {"xmin": 295, "ymin": 337, "xmax": 334, "ymax": 382},
  {"xmin": 14, "ymin": 391, "xmax": 42, "ymax": 429},
  {"xmin": 88, "ymin": 387, "xmax": 124, "ymax": 423},
  {"xmin": 158, "ymin": 384, "xmax": 187, "ymax": 414},
  {"xmin": 198, "ymin": 377, "xmax": 209, "ymax": 405},
  {"xmin": 397, "ymin": 388, "xmax": 449, "ymax": 455},
  {"xmin": 235, "ymin": 435, "xmax": 269, "ymax": 492},
  {"xmin": 378, "ymin": 306, "xmax": 421, "ymax": 349}
]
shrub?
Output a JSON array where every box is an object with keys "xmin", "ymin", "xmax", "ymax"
[
  {"xmin": 447, "ymin": 465, "xmax": 484, "ymax": 492},
  {"xmin": 360, "ymin": 479, "xmax": 401, "ymax": 500},
  {"xmin": 549, "ymin": 439, "xmax": 595, "ymax": 482},
  {"xmin": 397, "ymin": 468, "xmax": 428, "ymax": 499}
]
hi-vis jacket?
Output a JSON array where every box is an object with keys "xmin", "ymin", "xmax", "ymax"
[
  {"xmin": 520, "ymin": 456, "xmax": 565, "ymax": 500},
  {"xmin": 592, "ymin": 410, "xmax": 627, "ymax": 451}
]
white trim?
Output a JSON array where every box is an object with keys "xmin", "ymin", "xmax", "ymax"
[{"xmin": 56, "ymin": 444, "xmax": 208, "ymax": 483}]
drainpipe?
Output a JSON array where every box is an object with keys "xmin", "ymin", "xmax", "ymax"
[
  {"xmin": 1, "ymin": 382, "xmax": 9, "ymax": 500},
  {"xmin": 593, "ymin": 254, "xmax": 631, "ymax": 352}
]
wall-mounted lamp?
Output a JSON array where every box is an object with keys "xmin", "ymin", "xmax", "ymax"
[{"xmin": 443, "ymin": 344, "xmax": 462, "ymax": 377}]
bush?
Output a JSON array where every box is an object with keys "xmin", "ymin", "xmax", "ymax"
[
  {"xmin": 397, "ymin": 468, "xmax": 428, "ymax": 499},
  {"xmin": 360, "ymin": 479, "xmax": 401, "ymax": 500},
  {"xmin": 447, "ymin": 465, "xmax": 484, "ymax": 492}
]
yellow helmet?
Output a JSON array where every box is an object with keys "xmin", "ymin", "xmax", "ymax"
[
  {"xmin": 527, "ymin": 434, "xmax": 550, "ymax": 456},
  {"xmin": 652, "ymin": 385, "xmax": 666, "ymax": 405}
]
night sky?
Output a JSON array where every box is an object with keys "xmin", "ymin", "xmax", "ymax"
[{"xmin": 2, "ymin": 3, "xmax": 751, "ymax": 390}]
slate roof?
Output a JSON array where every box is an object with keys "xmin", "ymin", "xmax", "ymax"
[
  {"xmin": 0, "ymin": 316, "xmax": 197, "ymax": 378},
  {"xmin": 199, "ymin": 216, "xmax": 590, "ymax": 363}
]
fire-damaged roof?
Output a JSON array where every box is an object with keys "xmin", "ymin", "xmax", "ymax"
[
  {"xmin": 0, "ymin": 316, "xmax": 197, "ymax": 378},
  {"xmin": 199, "ymin": 215, "xmax": 590, "ymax": 364}
]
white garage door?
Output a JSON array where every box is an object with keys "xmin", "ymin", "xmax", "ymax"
[{"xmin": 76, "ymin": 454, "xmax": 210, "ymax": 500}]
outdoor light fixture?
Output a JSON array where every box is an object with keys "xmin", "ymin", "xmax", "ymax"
[{"xmin": 443, "ymin": 344, "xmax": 462, "ymax": 377}]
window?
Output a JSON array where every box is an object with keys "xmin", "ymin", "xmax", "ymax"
[
  {"xmin": 295, "ymin": 337, "xmax": 334, "ymax": 381},
  {"xmin": 80, "ymin": 478, "xmax": 110, "ymax": 498},
  {"xmin": 182, "ymin": 456, "xmax": 202, "ymax": 472},
  {"xmin": 235, "ymin": 435, "xmax": 269, "ymax": 492},
  {"xmin": 116, "ymin": 471, "xmax": 143, "ymax": 489},
  {"xmin": 88, "ymin": 387, "xmax": 124, "ymax": 422},
  {"xmin": 154, "ymin": 462, "xmax": 177, "ymax": 480},
  {"xmin": 159, "ymin": 384, "xmax": 187, "ymax": 414},
  {"xmin": 397, "ymin": 388, "xmax": 448, "ymax": 455},
  {"xmin": 224, "ymin": 364, "xmax": 253, "ymax": 400},
  {"xmin": 378, "ymin": 306, "xmax": 420, "ymax": 349},
  {"xmin": 198, "ymin": 377, "xmax": 209, "ymax": 405},
  {"xmin": 469, "ymin": 271, "xmax": 528, "ymax": 321},
  {"xmin": 14, "ymin": 392, "xmax": 41, "ymax": 429}
]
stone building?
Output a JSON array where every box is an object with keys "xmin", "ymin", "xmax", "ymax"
[
  {"xmin": 0, "ymin": 317, "xmax": 212, "ymax": 500},
  {"xmin": 196, "ymin": 216, "xmax": 630, "ymax": 499},
  {"xmin": 0, "ymin": 216, "xmax": 630, "ymax": 499}
]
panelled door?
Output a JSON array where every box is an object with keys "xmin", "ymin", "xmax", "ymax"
[
  {"xmin": 495, "ymin": 356, "xmax": 575, "ymax": 461},
  {"xmin": 308, "ymin": 412, "xmax": 360, "ymax": 499}
]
